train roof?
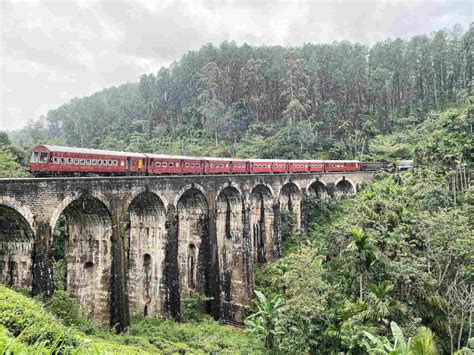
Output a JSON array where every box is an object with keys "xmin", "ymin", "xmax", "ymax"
[
  {"xmin": 35, "ymin": 145, "xmax": 146, "ymax": 158},
  {"xmin": 324, "ymin": 160, "xmax": 360, "ymax": 163}
]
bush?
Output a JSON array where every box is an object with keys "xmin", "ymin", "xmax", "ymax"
[{"xmin": 0, "ymin": 285, "xmax": 79, "ymax": 350}]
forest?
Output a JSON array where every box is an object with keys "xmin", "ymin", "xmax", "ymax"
[{"xmin": 0, "ymin": 24, "xmax": 473, "ymax": 354}]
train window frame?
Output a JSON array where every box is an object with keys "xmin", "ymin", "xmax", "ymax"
[
  {"xmin": 61, "ymin": 158, "xmax": 66, "ymax": 164},
  {"xmin": 74, "ymin": 158, "xmax": 79, "ymax": 165},
  {"xmin": 185, "ymin": 163, "xmax": 190, "ymax": 167},
  {"xmin": 98, "ymin": 160, "xmax": 102, "ymax": 165},
  {"xmin": 113, "ymin": 160, "xmax": 118, "ymax": 166},
  {"xmin": 80, "ymin": 159, "xmax": 85, "ymax": 165},
  {"xmin": 108, "ymin": 160, "xmax": 113, "ymax": 166},
  {"xmin": 53, "ymin": 157, "xmax": 59, "ymax": 164},
  {"xmin": 86, "ymin": 159, "xmax": 91, "ymax": 165},
  {"xmin": 67, "ymin": 158, "xmax": 73, "ymax": 164},
  {"xmin": 92, "ymin": 159, "xmax": 97, "ymax": 165},
  {"xmin": 156, "ymin": 162, "xmax": 161, "ymax": 167}
]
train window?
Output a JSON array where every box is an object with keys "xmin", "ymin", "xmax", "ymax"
[
  {"xmin": 86, "ymin": 159, "xmax": 91, "ymax": 165},
  {"xmin": 175, "ymin": 163, "xmax": 179, "ymax": 167},
  {"xmin": 185, "ymin": 163, "xmax": 190, "ymax": 167},
  {"xmin": 196, "ymin": 163, "xmax": 200, "ymax": 167},
  {"xmin": 53, "ymin": 157, "xmax": 59, "ymax": 164},
  {"xmin": 67, "ymin": 158, "xmax": 73, "ymax": 164},
  {"xmin": 61, "ymin": 158, "xmax": 66, "ymax": 164},
  {"xmin": 226, "ymin": 163, "xmax": 229, "ymax": 168},
  {"xmin": 80, "ymin": 159, "xmax": 85, "ymax": 165},
  {"xmin": 155, "ymin": 162, "xmax": 161, "ymax": 167},
  {"xmin": 98, "ymin": 160, "xmax": 102, "ymax": 165},
  {"xmin": 113, "ymin": 160, "xmax": 118, "ymax": 166},
  {"xmin": 108, "ymin": 160, "xmax": 112, "ymax": 165},
  {"xmin": 92, "ymin": 159, "xmax": 97, "ymax": 165},
  {"xmin": 120, "ymin": 160, "xmax": 125, "ymax": 166},
  {"xmin": 74, "ymin": 158, "xmax": 79, "ymax": 164}
]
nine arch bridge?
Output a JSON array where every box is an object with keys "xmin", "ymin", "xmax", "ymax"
[{"xmin": 0, "ymin": 171, "xmax": 374, "ymax": 329}]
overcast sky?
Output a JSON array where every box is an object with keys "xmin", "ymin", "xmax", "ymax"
[{"xmin": 0, "ymin": 0, "xmax": 472, "ymax": 130}]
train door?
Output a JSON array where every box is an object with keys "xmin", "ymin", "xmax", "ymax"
[{"xmin": 126, "ymin": 157, "xmax": 131, "ymax": 172}]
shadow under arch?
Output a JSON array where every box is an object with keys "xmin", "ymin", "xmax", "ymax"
[
  {"xmin": 176, "ymin": 187, "xmax": 210, "ymax": 300},
  {"xmin": 307, "ymin": 180, "xmax": 329, "ymax": 197},
  {"xmin": 280, "ymin": 182, "xmax": 302, "ymax": 233},
  {"xmin": 335, "ymin": 179, "xmax": 355, "ymax": 196},
  {"xmin": 249, "ymin": 184, "xmax": 274, "ymax": 264},
  {"xmin": 51, "ymin": 194, "xmax": 113, "ymax": 325},
  {"xmin": 0, "ymin": 204, "xmax": 35, "ymax": 288},
  {"xmin": 215, "ymin": 185, "xmax": 247, "ymax": 320},
  {"xmin": 125, "ymin": 191, "xmax": 167, "ymax": 317}
]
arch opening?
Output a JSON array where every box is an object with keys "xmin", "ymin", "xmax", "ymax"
[
  {"xmin": 308, "ymin": 181, "xmax": 328, "ymax": 198},
  {"xmin": 249, "ymin": 185, "xmax": 274, "ymax": 264},
  {"xmin": 177, "ymin": 188, "xmax": 209, "ymax": 298},
  {"xmin": 335, "ymin": 179, "xmax": 355, "ymax": 197},
  {"xmin": 280, "ymin": 183, "xmax": 302, "ymax": 234},
  {"xmin": 0, "ymin": 205, "xmax": 34, "ymax": 289},
  {"xmin": 216, "ymin": 186, "xmax": 246, "ymax": 319},
  {"xmin": 52, "ymin": 195, "xmax": 112, "ymax": 324},
  {"xmin": 126, "ymin": 192, "xmax": 166, "ymax": 317}
]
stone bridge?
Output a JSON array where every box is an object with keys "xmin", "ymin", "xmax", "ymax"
[{"xmin": 0, "ymin": 172, "xmax": 374, "ymax": 330}]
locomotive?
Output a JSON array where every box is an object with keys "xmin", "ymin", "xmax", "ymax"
[{"xmin": 28, "ymin": 145, "xmax": 388, "ymax": 176}]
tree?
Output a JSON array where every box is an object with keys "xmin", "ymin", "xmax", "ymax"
[
  {"xmin": 245, "ymin": 290, "xmax": 284, "ymax": 349},
  {"xmin": 347, "ymin": 228, "xmax": 377, "ymax": 301}
]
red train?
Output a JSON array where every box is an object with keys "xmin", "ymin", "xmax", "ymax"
[{"xmin": 28, "ymin": 145, "xmax": 387, "ymax": 176}]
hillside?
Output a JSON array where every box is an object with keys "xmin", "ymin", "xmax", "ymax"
[{"xmin": 9, "ymin": 24, "xmax": 473, "ymax": 163}]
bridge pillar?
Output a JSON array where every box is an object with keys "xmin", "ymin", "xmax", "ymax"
[
  {"xmin": 31, "ymin": 221, "xmax": 54, "ymax": 297},
  {"xmin": 162, "ymin": 204, "xmax": 181, "ymax": 320},
  {"xmin": 110, "ymin": 205, "xmax": 130, "ymax": 332}
]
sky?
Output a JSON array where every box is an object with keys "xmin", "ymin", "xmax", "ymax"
[{"xmin": 0, "ymin": 0, "xmax": 472, "ymax": 131}]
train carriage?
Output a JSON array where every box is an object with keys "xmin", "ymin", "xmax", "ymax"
[
  {"xmin": 249, "ymin": 159, "xmax": 274, "ymax": 174},
  {"xmin": 288, "ymin": 161, "xmax": 309, "ymax": 173},
  {"xmin": 146, "ymin": 154, "xmax": 204, "ymax": 175},
  {"xmin": 204, "ymin": 157, "xmax": 233, "ymax": 174},
  {"xmin": 230, "ymin": 159, "xmax": 249, "ymax": 174},
  {"xmin": 324, "ymin": 160, "xmax": 359, "ymax": 172},
  {"xmin": 29, "ymin": 145, "xmax": 146, "ymax": 176}
]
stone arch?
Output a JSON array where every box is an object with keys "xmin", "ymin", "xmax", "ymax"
[
  {"xmin": 174, "ymin": 183, "xmax": 206, "ymax": 208},
  {"xmin": 0, "ymin": 197, "xmax": 35, "ymax": 230},
  {"xmin": 335, "ymin": 178, "xmax": 356, "ymax": 196},
  {"xmin": 280, "ymin": 182, "xmax": 302, "ymax": 233},
  {"xmin": 177, "ymin": 187, "xmax": 209, "ymax": 297},
  {"xmin": 307, "ymin": 180, "xmax": 329, "ymax": 198},
  {"xmin": 0, "ymin": 204, "xmax": 35, "ymax": 289},
  {"xmin": 50, "ymin": 191, "xmax": 111, "ymax": 231},
  {"xmin": 216, "ymin": 185, "xmax": 246, "ymax": 319},
  {"xmin": 126, "ymin": 191, "xmax": 167, "ymax": 317},
  {"xmin": 249, "ymin": 184, "xmax": 274, "ymax": 264},
  {"xmin": 124, "ymin": 188, "xmax": 169, "ymax": 214},
  {"xmin": 52, "ymin": 194, "xmax": 113, "ymax": 324}
]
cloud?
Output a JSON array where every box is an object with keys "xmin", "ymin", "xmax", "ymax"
[{"xmin": 0, "ymin": 0, "xmax": 471, "ymax": 130}]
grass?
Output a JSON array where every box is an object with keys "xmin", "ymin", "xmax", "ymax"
[{"xmin": 0, "ymin": 285, "xmax": 264, "ymax": 354}]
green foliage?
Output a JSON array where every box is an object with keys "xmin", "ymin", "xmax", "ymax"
[
  {"xmin": 245, "ymin": 290, "xmax": 284, "ymax": 349},
  {"xmin": 0, "ymin": 285, "xmax": 78, "ymax": 351},
  {"xmin": 0, "ymin": 285, "xmax": 264, "ymax": 353}
]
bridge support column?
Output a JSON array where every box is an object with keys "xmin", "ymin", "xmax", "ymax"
[
  {"xmin": 163, "ymin": 204, "xmax": 181, "ymax": 320},
  {"xmin": 110, "ymin": 207, "xmax": 130, "ymax": 332},
  {"xmin": 31, "ymin": 221, "xmax": 54, "ymax": 297}
]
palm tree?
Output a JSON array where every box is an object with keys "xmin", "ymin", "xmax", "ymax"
[
  {"xmin": 367, "ymin": 280, "xmax": 395, "ymax": 325},
  {"xmin": 347, "ymin": 228, "xmax": 377, "ymax": 301},
  {"xmin": 363, "ymin": 322, "xmax": 439, "ymax": 355}
]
